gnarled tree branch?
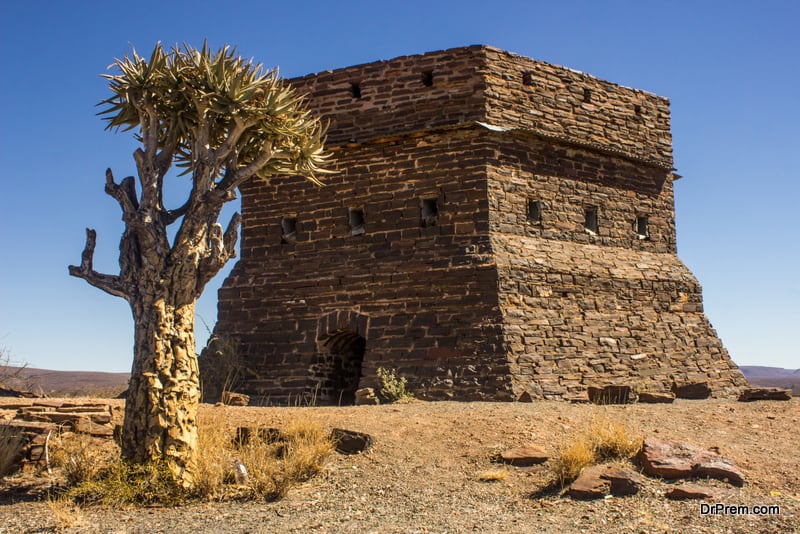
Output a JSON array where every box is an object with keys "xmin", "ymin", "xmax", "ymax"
[
  {"xmin": 217, "ymin": 141, "xmax": 274, "ymax": 193},
  {"xmin": 68, "ymin": 228, "xmax": 128, "ymax": 300},
  {"xmin": 104, "ymin": 168, "xmax": 139, "ymax": 220},
  {"xmin": 195, "ymin": 212, "xmax": 242, "ymax": 295},
  {"xmin": 211, "ymin": 116, "xmax": 253, "ymax": 163},
  {"xmin": 161, "ymin": 199, "xmax": 191, "ymax": 225}
]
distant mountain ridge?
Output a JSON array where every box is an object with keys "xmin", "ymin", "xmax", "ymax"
[
  {"xmin": 3, "ymin": 366, "xmax": 129, "ymax": 397},
  {"xmin": 740, "ymin": 365, "xmax": 799, "ymax": 395},
  {"xmin": 2, "ymin": 365, "xmax": 797, "ymax": 398}
]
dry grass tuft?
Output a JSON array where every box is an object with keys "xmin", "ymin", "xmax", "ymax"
[
  {"xmin": 192, "ymin": 410, "xmax": 231, "ymax": 499},
  {"xmin": 67, "ymin": 459, "xmax": 187, "ymax": 506},
  {"xmin": 46, "ymin": 494, "xmax": 84, "ymax": 529},
  {"xmin": 477, "ymin": 467, "xmax": 509, "ymax": 482},
  {"xmin": 0, "ymin": 423, "xmax": 26, "ymax": 477},
  {"xmin": 52, "ymin": 429, "xmax": 187, "ymax": 506},
  {"xmin": 552, "ymin": 438, "xmax": 596, "ymax": 485},
  {"xmin": 50, "ymin": 431, "xmax": 108, "ymax": 485},
  {"xmin": 39, "ymin": 409, "xmax": 333, "ymax": 506},
  {"xmin": 193, "ymin": 409, "xmax": 333, "ymax": 501},
  {"xmin": 587, "ymin": 416, "xmax": 643, "ymax": 461},
  {"xmin": 552, "ymin": 415, "xmax": 642, "ymax": 486}
]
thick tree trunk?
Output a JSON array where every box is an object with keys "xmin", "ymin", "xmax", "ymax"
[{"xmin": 121, "ymin": 294, "xmax": 199, "ymax": 485}]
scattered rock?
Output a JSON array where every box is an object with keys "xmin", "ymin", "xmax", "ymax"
[
  {"xmin": 0, "ymin": 387, "xmax": 37, "ymax": 398},
  {"xmin": 499, "ymin": 445, "xmax": 548, "ymax": 466},
  {"xmin": 587, "ymin": 385, "xmax": 634, "ymax": 404},
  {"xmin": 672, "ymin": 382, "xmax": 711, "ymax": 399},
  {"xmin": 19, "ymin": 411, "xmax": 111, "ymax": 425},
  {"xmin": 664, "ymin": 483, "xmax": 726, "ymax": 500},
  {"xmin": 72, "ymin": 417, "xmax": 114, "ymax": 437},
  {"xmin": 638, "ymin": 391, "xmax": 675, "ymax": 404},
  {"xmin": 566, "ymin": 464, "xmax": 643, "ymax": 500},
  {"xmin": 637, "ymin": 437, "xmax": 744, "ymax": 487},
  {"xmin": 354, "ymin": 388, "xmax": 379, "ymax": 405},
  {"xmin": 693, "ymin": 458, "xmax": 745, "ymax": 487},
  {"xmin": 0, "ymin": 420, "xmax": 57, "ymax": 475},
  {"xmin": 566, "ymin": 466, "xmax": 611, "ymax": 500},
  {"xmin": 331, "ymin": 428, "xmax": 372, "ymax": 454},
  {"xmin": 9, "ymin": 401, "xmax": 117, "ymax": 439},
  {"xmin": 599, "ymin": 465, "xmax": 644, "ymax": 496},
  {"xmin": 565, "ymin": 391, "xmax": 589, "ymax": 403},
  {"xmin": 516, "ymin": 391, "xmax": 533, "ymax": 403},
  {"xmin": 221, "ymin": 391, "xmax": 250, "ymax": 406},
  {"xmin": 738, "ymin": 387, "xmax": 792, "ymax": 402}
]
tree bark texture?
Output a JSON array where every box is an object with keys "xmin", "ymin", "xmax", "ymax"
[
  {"xmin": 122, "ymin": 297, "xmax": 199, "ymax": 481},
  {"xmin": 70, "ymin": 166, "xmax": 240, "ymax": 485}
]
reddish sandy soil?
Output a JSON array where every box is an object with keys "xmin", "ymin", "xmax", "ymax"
[{"xmin": 1, "ymin": 397, "xmax": 798, "ymax": 533}]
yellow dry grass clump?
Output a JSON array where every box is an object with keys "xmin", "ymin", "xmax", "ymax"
[
  {"xmin": 477, "ymin": 467, "xmax": 509, "ymax": 482},
  {"xmin": 552, "ymin": 414, "xmax": 643, "ymax": 485},
  {"xmin": 46, "ymin": 494, "xmax": 85, "ymax": 529},
  {"xmin": 194, "ymin": 409, "xmax": 334, "ymax": 501},
  {"xmin": 49, "ymin": 431, "xmax": 113, "ymax": 486},
  {"xmin": 52, "ymin": 410, "xmax": 332, "ymax": 506}
]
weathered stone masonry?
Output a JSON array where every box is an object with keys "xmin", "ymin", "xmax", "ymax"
[{"xmin": 212, "ymin": 45, "xmax": 747, "ymax": 404}]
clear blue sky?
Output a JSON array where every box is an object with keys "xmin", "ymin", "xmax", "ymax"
[{"xmin": 1, "ymin": 1, "xmax": 797, "ymax": 372}]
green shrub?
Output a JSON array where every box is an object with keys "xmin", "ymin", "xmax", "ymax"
[{"xmin": 377, "ymin": 367, "xmax": 414, "ymax": 403}]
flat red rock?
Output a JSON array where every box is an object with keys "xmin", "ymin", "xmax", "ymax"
[
  {"xmin": 665, "ymin": 483, "xmax": 725, "ymax": 500},
  {"xmin": 566, "ymin": 464, "xmax": 643, "ymax": 500},
  {"xmin": 500, "ymin": 445, "xmax": 549, "ymax": 466},
  {"xmin": 637, "ymin": 437, "xmax": 744, "ymax": 487}
]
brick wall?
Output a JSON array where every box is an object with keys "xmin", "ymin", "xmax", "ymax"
[
  {"xmin": 289, "ymin": 45, "xmax": 671, "ymax": 166},
  {"xmin": 217, "ymin": 130, "xmax": 514, "ymax": 403},
  {"xmin": 487, "ymin": 133, "xmax": 677, "ymax": 253},
  {"xmin": 481, "ymin": 47, "xmax": 673, "ymax": 168},
  {"xmin": 210, "ymin": 46, "xmax": 746, "ymax": 404},
  {"xmin": 288, "ymin": 47, "xmax": 486, "ymax": 146}
]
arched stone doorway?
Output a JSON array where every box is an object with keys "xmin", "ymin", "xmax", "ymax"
[{"xmin": 310, "ymin": 329, "xmax": 366, "ymax": 405}]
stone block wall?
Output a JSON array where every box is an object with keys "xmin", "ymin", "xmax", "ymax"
[
  {"xmin": 487, "ymin": 133, "xmax": 677, "ymax": 253},
  {"xmin": 212, "ymin": 45, "xmax": 747, "ymax": 404},
  {"xmin": 289, "ymin": 45, "xmax": 671, "ymax": 165},
  {"xmin": 484, "ymin": 131, "xmax": 745, "ymax": 398},
  {"xmin": 217, "ymin": 129, "xmax": 514, "ymax": 404},
  {"xmin": 492, "ymin": 236, "xmax": 747, "ymax": 398},
  {"xmin": 480, "ymin": 47, "xmax": 673, "ymax": 167},
  {"xmin": 287, "ymin": 47, "xmax": 486, "ymax": 145}
]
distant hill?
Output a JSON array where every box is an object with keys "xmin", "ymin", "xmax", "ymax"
[
  {"xmin": 740, "ymin": 366, "xmax": 799, "ymax": 396},
  {"xmin": 2, "ymin": 365, "xmax": 797, "ymax": 398},
  {"xmin": 2, "ymin": 366, "xmax": 129, "ymax": 398}
]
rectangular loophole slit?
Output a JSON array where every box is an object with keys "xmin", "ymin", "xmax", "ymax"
[
  {"xmin": 349, "ymin": 208, "xmax": 365, "ymax": 236},
  {"xmin": 527, "ymin": 200, "xmax": 543, "ymax": 224},
  {"xmin": 584, "ymin": 207, "xmax": 599, "ymax": 235},
  {"xmin": 421, "ymin": 71, "xmax": 433, "ymax": 87},
  {"xmin": 421, "ymin": 198, "xmax": 438, "ymax": 227},
  {"xmin": 636, "ymin": 216, "xmax": 649, "ymax": 239},
  {"xmin": 350, "ymin": 82, "xmax": 362, "ymax": 99},
  {"xmin": 522, "ymin": 72, "xmax": 535, "ymax": 86},
  {"xmin": 583, "ymin": 88, "xmax": 592, "ymax": 103},
  {"xmin": 280, "ymin": 217, "xmax": 297, "ymax": 244}
]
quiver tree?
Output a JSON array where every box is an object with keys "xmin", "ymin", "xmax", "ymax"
[{"xmin": 69, "ymin": 43, "xmax": 329, "ymax": 484}]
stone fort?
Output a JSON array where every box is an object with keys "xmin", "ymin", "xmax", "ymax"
[{"xmin": 211, "ymin": 45, "xmax": 748, "ymax": 404}]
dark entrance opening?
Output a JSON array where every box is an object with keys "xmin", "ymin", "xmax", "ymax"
[{"xmin": 310, "ymin": 329, "xmax": 366, "ymax": 405}]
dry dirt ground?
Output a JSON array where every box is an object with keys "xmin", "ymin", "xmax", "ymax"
[{"xmin": 1, "ymin": 397, "xmax": 798, "ymax": 533}]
